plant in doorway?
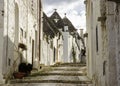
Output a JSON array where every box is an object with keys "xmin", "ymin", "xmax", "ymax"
[{"xmin": 13, "ymin": 63, "xmax": 33, "ymax": 79}]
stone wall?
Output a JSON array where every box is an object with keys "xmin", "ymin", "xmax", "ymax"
[
  {"xmin": 106, "ymin": 2, "xmax": 118, "ymax": 86},
  {"xmin": 1, "ymin": 0, "xmax": 41, "ymax": 80},
  {"xmin": 86, "ymin": 0, "xmax": 120, "ymax": 86},
  {"xmin": 41, "ymin": 38, "xmax": 54, "ymax": 65},
  {"xmin": 115, "ymin": 3, "xmax": 120, "ymax": 86},
  {"xmin": 0, "ymin": 0, "xmax": 5, "ymax": 83},
  {"xmin": 40, "ymin": 34, "xmax": 63, "ymax": 65}
]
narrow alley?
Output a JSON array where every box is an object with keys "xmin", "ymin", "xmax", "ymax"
[
  {"xmin": 1, "ymin": 0, "xmax": 120, "ymax": 86},
  {"xmin": 7, "ymin": 63, "xmax": 92, "ymax": 86}
]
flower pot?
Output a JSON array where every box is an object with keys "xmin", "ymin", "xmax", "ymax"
[{"xmin": 13, "ymin": 72, "xmax": 26, "ymax": 79}]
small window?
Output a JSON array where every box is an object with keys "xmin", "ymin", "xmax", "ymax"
[
  {"xmin": 64, "ymin": 26, "xmax": 68, "ymax": 32},
  {"xmin": 96, "ymin": 26, "xmax": 99, "ymax": 52},
  {"xmin": 103, "ymin": 61, "xmax": 107, "ymax": 75},
  {"xmin": 20, "ymin": 28, "xmax": 23, "ymax": 37},
  {"xmin": 8, "ymin": 58, "xmax": 11, "ymax": 66}
]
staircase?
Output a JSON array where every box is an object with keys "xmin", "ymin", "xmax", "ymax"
[{"xmin": 8, "ymin": 63, "xmax": 92, "ymax": 86}]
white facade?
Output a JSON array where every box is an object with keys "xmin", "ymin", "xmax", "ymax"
[
  {"xmin": 41, "ymin": 38, "xmax": 53, "ymax": 65},
  {"xmin": 0, "ymin": 0, "xmax": 5, "ymax": 83},
  {"xmin": 40, "ymin": 12, "xmax": 63, "ymax": 65},
  {"xmin": 40, "ymin": 12, "xmax": 64, "ymax": 66},
  {"xmin": 41, "ymin": 33, "xmax": 63, "ymax": 65},
  {"xmin": 0, "ymin": 0, "xmax": 42, "ymax": 83},
  {"xmin": 57, "ymin": 35, "xmax": 63, "ymax": 63},
  {"xmin": 62, "ymin": 26, "xmax": 77, "ymax": 63},
  {"xmin": 86, "ymin": 0, "xmax": 120, "ymax": 86}
]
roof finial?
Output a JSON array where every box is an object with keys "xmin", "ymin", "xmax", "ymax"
[
  {"xmin": 65, "ymin": 13, "xmax": 66, "ymax": 16},
  {"xmin": 64, "ymin": 13, "xmax": 67, "ymax": 17},
  {"xmin": 54, "ymin": 9, "xmax": 57, "ymax": 12}
]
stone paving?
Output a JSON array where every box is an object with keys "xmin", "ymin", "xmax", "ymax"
[{"xmin": 5, "ymin": 63, "xmax": 93, "ymax": 86}]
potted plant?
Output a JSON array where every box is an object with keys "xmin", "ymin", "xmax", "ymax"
[
  {"xmin": 13, "ymin": 72, "xmax": 26, "ymax": 79},
  {"xmin": 13, "ymin": 63, "xmax": 33, "ymax": 79}
]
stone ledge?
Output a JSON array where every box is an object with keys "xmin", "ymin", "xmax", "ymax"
[
  {"xmin": 107, "ymin": 0, "xmax": 120, "ymax": 3},
  {"xmin": 9, "ymin": 79, "xmax": 92, "ymax": 84}
]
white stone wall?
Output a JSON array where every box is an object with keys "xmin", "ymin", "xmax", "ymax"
[
  {"xmin": 86, "ymin": 0, "xmax": 95, "ymax": 79},
  {"xmin": 41, "ymin": 39, "xmax": 48, "ymax": 65},
  {"xmin": 72, "ymin": 37, "xmax": 80, "ymax": 62},
  {"xmin": 86, "ymin": 0, "xmax": 120, "ymax": 86},
  {"xmin": 106, "ymin": 2, "xmax": 118, "ymax": 86},
  {"xmin": 63, "ymin": 32, "xmax": 69, "ymax": 62},
  {"xmin": 3, "ymin": 0, "xmax": 17, "ymax": 75},
  {"xmin": 57, "ymin": 35, "xmax": 63, "ymax": 63},
  {"xmin": 62, "ymin": 31, "xmax": 74, "ymax": 63},
  {"xmin": 41, "ymin": 37, "xmax": 55, "ymax": 65},
  {"xmin": 86, "ymin": 0, "xmax": 106, "ymax": 86},
  {"xmin": 1, "ymin": 0, "xmax": 41, "ymax": 80},
  {"xmin": 53, "ymin": 36, "xmax": 58, "ymax": 62},
  {"xmin": 68, "ymin": 35, "xmax": 73, "ymax": 62},
  {"xmin": 115, "ymin": 4, "xmax": 120, "ymax": 86},
  {"xmin": 0, "ymin": 0, "xmax": 5, "ymax": 83}
]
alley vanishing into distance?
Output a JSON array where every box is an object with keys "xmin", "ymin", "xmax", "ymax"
[
  {"xmin": 1, "ymin": 0, "xmax": 120, "ymax": 86},
  {"xmin": 6, "ymin": 63, "xmax": 92, "ymax": 86}
]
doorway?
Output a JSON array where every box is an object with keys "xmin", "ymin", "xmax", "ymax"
[
  {"xmin": 32, "ymin": 40, "xmax": 34, "ymax": 65},
  {"xmin": 53, "ymin": 47, "xmax": 56, "ymax": 62}
]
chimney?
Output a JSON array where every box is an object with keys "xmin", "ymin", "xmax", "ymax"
[{"xmin": 80, "ymin": 29, "xmax": 83, "ymax": 38}]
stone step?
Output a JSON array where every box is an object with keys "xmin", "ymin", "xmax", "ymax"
[
  {"xmin": 7, "ymin": 83, "xmax": 93, "ymax": 86},
  {"xmin": 52, "ymin": 68, "xmax": 84, "ymax": 71},
  {"xmin": 26, "ymin": 75, "xmax": 89, "ymax": 80},
  {"xmin": 9, "ymin": 75, "xmax": 92, "ymax": 84},
  {"xmin": 52, "ymin": 64, "xmax": 86, "ymax": 67},
  {"xmin": 52, "ymin": 66, "xmax": 86, "ymax": 71},
  {"xmin": 9, "ymin": 79, "xmax": 92, "ymax": 84},
  {"xmin": 29, "ymin": 72, "xmax": 87, "ymax": 77},
  {"xmin": 55, "ymin": 62, "xmax": 83, "ymax": 64},
  {"xmin": 8, "ymin": 63, "xmax": 89, "ymax": 85}
]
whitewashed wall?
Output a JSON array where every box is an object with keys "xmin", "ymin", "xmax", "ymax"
[
  {"xmin": 86, "ymin": 0, "xmax": 120, "ymax": 86},
  {"xmin": 1, "ymin": 0, "xmax": 40, "ymax": 80},
  {"xmin": 62, "ymin": 31, "xmax": 74, "ymax": 63},
  {"xmin": 41, "ymin": 37, "xmax": 54, "ymax": 65},
  {"xmin": 57, "ymin": 35, "xmax": 63, "ymax": 63},
  {"xmin": 63, "ymin": 32, "xmax": 69, "ymax": 62},
  {"xmin": 0, "ymin": 0, "xmax": 5, "ymax": 83},
  {"xmin": 86, "ymin": 0, "xmax": 104, "ymax": 86}
]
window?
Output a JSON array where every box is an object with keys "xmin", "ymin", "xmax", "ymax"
[
  {"xmin": 96, "ymin": 26, "xmax": 98, "ymax": 52},
  {"xmin": 20, "ymin": 28, "xmax": 23, "ymax": 37},
  {"xmin": 20, "ymin": 28, "xmax": 23, "ymax": 42},
  {"xmin": 54, "ymin": 47, "xmax": 56, "ymax": 62},
  {"xmin": 64, "ymin": 26, "xmax": 68, "ymax": 32},
  {"xmin": 103, "ymin": 61, "xmax": 107, "ymax": 75},
  {"xmin": 8, "ymin": 58, "xmax": 11, "ymax": 66}
]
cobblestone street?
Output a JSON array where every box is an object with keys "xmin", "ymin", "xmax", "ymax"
[{"xmin": 5, "ymin": 63, "xmax": 92, "ymax": 86}]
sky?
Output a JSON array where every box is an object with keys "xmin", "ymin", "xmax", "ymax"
[{"xmin": 41, "ymin": 0, "xmax": 86, "ymax": 30}]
